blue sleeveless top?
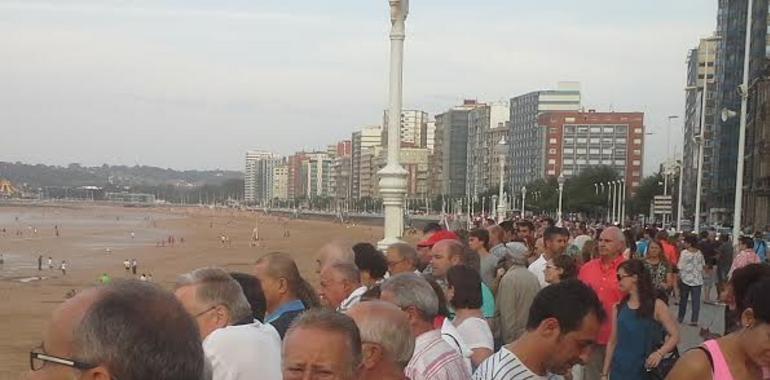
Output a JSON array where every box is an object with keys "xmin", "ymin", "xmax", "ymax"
[{"xmin": 610, "ymin": 302, "xmax": 660, "ymax": 380}]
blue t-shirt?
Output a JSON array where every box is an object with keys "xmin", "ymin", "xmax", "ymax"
[{"xmin": 756, "ymin": 239, "xmax": 767, "ymax": 262}]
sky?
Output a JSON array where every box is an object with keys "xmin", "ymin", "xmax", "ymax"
[{"xmin": 0, "ymin": 0, "xmax": 717, "ymax": 175}]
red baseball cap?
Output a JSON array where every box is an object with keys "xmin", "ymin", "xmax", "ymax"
[{"xmin": 417, "ymin": 230, "xmax": 460, "ymax": 248}]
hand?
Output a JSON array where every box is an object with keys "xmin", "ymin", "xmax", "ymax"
[{"xmin": 645, "ymin": 351, "xmax": 663, "ymax": 368}]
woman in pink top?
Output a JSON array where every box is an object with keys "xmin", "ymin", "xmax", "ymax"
[
  {"xmin": 729, "ymin": 236, "xmax": 761, "ymax": 279},
  {"xmin": 667, "ymin": 265, "xmax": 770, "ymax": 380}
]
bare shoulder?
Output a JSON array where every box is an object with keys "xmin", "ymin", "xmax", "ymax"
[{"xmin": 665, "ymin": 348, "xmax": 712, "ymax": 380}]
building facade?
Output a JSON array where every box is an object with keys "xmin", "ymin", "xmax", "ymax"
[
  {"xmin": 683, "ymin": 37, "xmax": 719, "ymax": 223},
  {"xmin": 434, "ymin": 100, "xmax": 485, "ymax": 197},
  {"xmin": 466, "ymin": 101, "xmax": 510, "ymax": 199},
  {"xmin": 745, "ymin": 75, "xmax": 770, "ymax": 232},
  {"xmin": 272, "ymin": 165, "xmax": 289, "ymax": 201},
  {"xmin": 711, "ymin": 0, "xmax": 770, "ymax": 223},
  {"xmin": 305, "ymin": 152, "xmax": 333, "ymax": 198},
  {"xmin": 244, "ymin": 151, "xmax": 281, "ymax": 205},
  {"xmin": 509, "ymin": 82, "xmax": 582, "ymax": 192},
  {"xmin": 383, "ymin": 110, "xmax": 429, "ymax": 148},
  {"xmin": 538, "ymin": 111, "xmax": 645, "ymax": 194},
  {"xmin": 351, "ymin": 126, "xmax": 383, "ymax": 200}
]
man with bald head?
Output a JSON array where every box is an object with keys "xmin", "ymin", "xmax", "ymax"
[
  {"xmin": 578, "ymin": 226, "xmax": 627, "ymax": 379},
  {"xmin": 346, "ymin": 301, "xmax": 415, "ymax": 380},
  {"xmin": 315, "ymin": 240, "xmax": 355, "ymax": 274},
  {"xmin": 430, "ymin": 239, "xmax": 496, "ymax": 320},
  {"xmin": 28, "ymin": 280, "xmax": 204, "ymax": 380}
]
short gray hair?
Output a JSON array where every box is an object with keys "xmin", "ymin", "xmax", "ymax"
[
  {"xmin": 388, "ymin": 243, "xmax": 418, "ymax": 267},
  {"xmin": 176, "ymin": 267, "xmax": 252, "ymax": 324},
  {"xmin": 74, "ymin": 281, "xmax": 204, "ymax": 380},
  {"xmin": 347, "ymin": 301, "xmax": 415, "ymax": 369},
  {"xmin": 380, "ymin": 273, "xmax": 438, "ymax": 321},
  {"xmin": 285, "ymin": 308, "xmax": 362, "ymax": 377},
  {"xmin": 325, "ymin": 262, "xmax": 361, "ymax": 285}
]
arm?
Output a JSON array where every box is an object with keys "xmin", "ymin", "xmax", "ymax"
[
  {"xmin": 647, "ymin": 300, "xmax": 680, "ymax": 368},
  {"xmin": 665, "ymin": 265, "xmax": 675, "ymax": 290},
  {"xmin": 601, "ymin": 304, "xmax": 619, "ymax": 379},
  {"xmin": 470, "ymin": 348, "xmax": 493, "ymax": 369}
]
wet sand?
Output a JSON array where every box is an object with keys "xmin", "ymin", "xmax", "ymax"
[{"xmin": 0, "ymin": 204, "xmax": 383, "ymax": 379}]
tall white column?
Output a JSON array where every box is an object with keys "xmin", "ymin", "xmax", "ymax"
[
  {"xmin": 497, "ymin": 155, "xmax": 506, "ymax": 222},
  {"xmin": 378, "ymin": 0, "xmax": 409, "ymax": 250},
  {"xmin": 677, "ymin": 158, "xmax": 684, "ymax": 231},
  {"xmin": 733, "ymin": 0, "xmax": 753, "ymax": 242},
  {"xmin": 520, "ymin": 186, "xmax": 527, "ymax": 219},
  {"xmin": 621, "ymin": 179, "xmax": 626, "ymax": 226}
]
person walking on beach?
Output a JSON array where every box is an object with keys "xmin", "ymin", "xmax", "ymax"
[
  {"xmin": 60, "ymin": 260, "xmax": 67, "ymax": 276},
  {"xmin": 47, "ymin": 256, "xmax": 53, "ymax": 270},
  {"xmin": 37, "ymin": 255, "xmax": 42, "ymax": 271},
  {"xmin": 131, "ymin": 258, "xmax": 138, "ymax": 275},
  {"xmin": 123, "ymin": 259, "xmax": 130, "ymax": 273}
]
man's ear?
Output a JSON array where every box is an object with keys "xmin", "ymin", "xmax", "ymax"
[
  {"xmin": 361, "ymin": 342, "xmax": 383, "ymax": 369},
  {"xmin": 84, "ymin": 366, "xmax": 113, "ymax": 380}
]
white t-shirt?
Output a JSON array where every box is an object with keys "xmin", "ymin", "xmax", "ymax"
[
  {"xmin": 456, "ymin": 317, "xmax": 494, "ymax": 351},
  {"xmin": 528, "ymin": 255, "xmax": 548, "ymax": 288},
  {"xmin": 472, "ymin": 347, "xmax": 548, "ymax": 380},
  {"xmin": 203, "ymin": 321, "xmax": 282, "ymax": 380},
  {"xmin": 441, "ymin": 317, "xmax": 473, "ymax": 374}
]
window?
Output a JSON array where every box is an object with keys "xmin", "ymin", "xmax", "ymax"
[
  {"xmin": 632, "ymin": 171, "xmax": 640, "ymax": 176},
  {"xmin": 604, "ymin": 127, "xmax": 614, "ymax": 133},
  {"xmin": 563, "ymin": 170, "xmax": 574, "ymax": 175},
  {"xmin": 564, "ymin": 138, "xmax": 574, "ymax": 145},
  {"xmin": 564, "ymin": 148, "xmax": 574, "ymax": 154},
  {"xmin": 547, "ymin": 169, "xmax": 556, "ymax": 175},
  {"xmin": 549, "ymin": 148, "xmax": 557, "ymax": 154},
  {"xmin": 616, "ymin": 138, "xmax": 626, "ymax": 144},
  {"xmin": 615, "ymin": 160, "xmax": 626, "ymax": 166},
  {"xmin": 603, "ymin": 148, "xmax": 613, "ymax": 154},
  {"xmin": 577, "ymin": 138, "xmax": 587, "ymax": 144},
  {"xmin": 577, "ymin": 149, "xmax": 587, "ymax": 154},
  {"xmin": 634, "ymin": 128, "xmax": 643, "ymax": 134},
  {"xmin": 633, "ymin": 160, "xmax": 641, "ymax": 166},
  {"xmin": 589, "ymin": 159, "xmax": 599, "ymax": 165},
  {"xmin": 632, "ymin": 181, "xmax": 640, "ymax": 187},
  {"xmin": 591, "ymin": 127, "xmax": 601, "ymax": 133},
  {"xmin": 589, "ymin": 148, "xmax": 600, "ymax": 154},
  {"xmin": 548, "ymin": 159, "xmax": 556, "ymax": 164},
  {"xmin": 633, "ymin": 139, "xmax": 642, "ymax": 145},
  {"xmin": 590, "ymin": 138, "xmax": 600, "ymax": 144},
  {"xmin": 633, "ymin": 149, "xmax": 641, "ymax": 155},
  {"xmin": 578, "ymin": 126, "xmax": 589, "ymax": 133},
  {"xmin": 564, "ymin": 159, "xmax": 574, "ymax": 164},
  {"xmin": 549, "ymin": 138, "xmax": 557, "ymax": 144}
]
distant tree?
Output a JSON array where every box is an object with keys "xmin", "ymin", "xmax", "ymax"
[{"xmin": 628, "ymin": 174, "xmax": 663, "ymax": 217}]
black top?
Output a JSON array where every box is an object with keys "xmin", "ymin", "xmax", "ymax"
[{"xmin": 269, "ymin": 309, "xmax": 304, "ymax": 339}]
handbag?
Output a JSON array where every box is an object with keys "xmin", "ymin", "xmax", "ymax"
[{"xmin": 645, "ymin": 320, "xmax": 680, "ymax": 380}]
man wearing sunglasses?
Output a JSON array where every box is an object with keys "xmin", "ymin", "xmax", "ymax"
[{"xmin": 28, "ymin": 280, "xmax": 204, "ymax": 380}]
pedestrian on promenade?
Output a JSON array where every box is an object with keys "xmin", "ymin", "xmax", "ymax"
[
  {"xmin": 544, "ymin": 254, "xmax": 578, "ymax": 285},
  {"xmin": 60, "ymin": 260, "xmax": 67, "ymax": 276},
  {"xmin": 678, "ymin": 234, "xmax": 705, "ymax": 326},
  {"xmin": 729, "ymin": 236, "xmax": 760, "ymax": 279},
  {"xmin": 643, "ymin": 239, "xmax": 674, "ymax": 294}
]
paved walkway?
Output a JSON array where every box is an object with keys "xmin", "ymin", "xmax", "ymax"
[{"xmin": 670, "ymin": 300, "xmax": 726, "ymax": 352}]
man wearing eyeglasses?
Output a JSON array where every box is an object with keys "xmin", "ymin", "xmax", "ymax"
[
  {"xmin": 346, "ymin": 301, "xmax": 415, "ymax": 380},
  {"xmin": 28, "ymin": 280, "xmax": 204, "ymax": 380},
  {"xmin": 175, "ymin": 267, "xmax": 282, "ymax": 380}
]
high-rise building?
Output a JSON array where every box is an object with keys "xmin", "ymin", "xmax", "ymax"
[
  {"xmin": 683, "ymin": 37, "xmax": 719, "ymax": 224},
  {"xmin": 539, "ymin": 111, "xmax": 644, "ymax": 194},
  {"xmin": 372, "ymin": 147, "xmax": 430, "ymax": 198},
  {"xmin": 383, "ymin": 110, "xmax": 429, "ymax": 147},
  {"xmin": 711, "ymin": 0, "xmax": 770, "ymax": 224},
  {"xmin": 484, "ymin": 124, "xmax": 510, "ymax": 196},
  {"xmin": 244, "ymin": 151, "xmax": 281, "ymax": 205},
  {"xmin": 287, "ymin": 152, "xmax": 308, "ymax": 200},
  {"xmin": 538, "ymin": 111, "xmax": 645, "ymax": 194},
  {"xmin": 433, "ymin": 100, "xmax": 486, "ymax": 197},
  {"xmin": 466, "ymin": 101, "xmax": 510, "ymax": 199},
  {"xmin": 333, "ymin": 155, "xmax": 353, "ymax": 207},
  {"xmin": 746, "ymin": 77, "xmax": 770, "ymax": 231},
  {"xmin": 305, "ymin": 152, "xmax": 333, "ymax": 198},
  {"xmin": 351, "ymin": 126, "xmax": 383, "ymax": 199},
  {"xmin": 426, "ymin": 121, "xmax": 436, "ymax": 153},
  {"xmin": 509, "ymin": 82, "xmax": 582, "ymax": 191},
  {"xmin": 272, "ymin": 165, "xmax": 289, "ymax": 201}
]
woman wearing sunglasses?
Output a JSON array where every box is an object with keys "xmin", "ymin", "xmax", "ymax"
[{"xmin": 601, "ymin": 259, "xmax": 680, "ymax": 380}]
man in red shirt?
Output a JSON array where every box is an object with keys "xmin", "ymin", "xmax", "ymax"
[{"xmin": 578, "ymin": 226, "xmax": 627, "ymax": 380}]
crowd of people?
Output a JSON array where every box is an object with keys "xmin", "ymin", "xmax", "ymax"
[{"xmin": 24, "ymin": 217, "xmax": 770, "ymax": 380}]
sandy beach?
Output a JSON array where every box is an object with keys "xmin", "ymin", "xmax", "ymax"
[{"xmin": 0, "ymin": 204, "xmax": 383, "ymax": 379}]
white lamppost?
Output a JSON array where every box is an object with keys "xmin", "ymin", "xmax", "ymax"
[
  {"xmin": 731, "ymin": 0, "xmax": 754, "ymax": 242},
  {"xmin": 620, "ymin": 178, "xmax": 626, "ymax": 226},
  {"xmin": 606, "ymin": 181, "xmax": 612, "ymax": 223},
  {"xmin": 557, "ymin": 173, "xmax": 566, "ymax": 226},
  {"xmin": 377, "ymin": 0, "xmax": 409, "ymax": 249},
  {"xmin": 615, "ymin": 180, "xmax": 622, "ymax": 224},
  {"xmin": 496, "ymin": 137, "xmax": 507, "ymax": 222},
  {"xmin": 677, "ymin": 157, "xmax": 684, "ymax": 232},
  {"xmin": 520, "ymin": 186, "xmax": 527, "ymax": 219}
]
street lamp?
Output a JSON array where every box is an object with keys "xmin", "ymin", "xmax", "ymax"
[
  {"xmin": 520, "ymin": 186, "xmax": 527, "ymax": 219},
  {"xmin": 730, "ymin": 0, "xmax": 754, "ymax": 241},
  {"xmin": 620, "ymin": 178, "xmax": 626, "ymax": 226},
  {"xmin": 377, "ymin": 0, "xmax": 410, "ymax": 249},
  {"xmin": 607, "ymin": 181, "xmax": 614, "ymax": 224},
  {"xmin": 496, "ymin": 137, "xmax": 508, "ymax": 222},
  {"xmin": 557, "ymin": 173, "xmax": 565, "ymax": 226}
]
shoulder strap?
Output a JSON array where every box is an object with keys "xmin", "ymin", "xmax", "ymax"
[{"xmin": 692, "ymin": 346, "xmax": 715, "ymax": 372}]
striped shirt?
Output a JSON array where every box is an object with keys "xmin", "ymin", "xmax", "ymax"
[
  {"xmin": 406, "ymin": 329, "xmax": 471, "ymax": 380},
  {"xmin": 472, "ymin": 347, "xmax": 547, "ymax": 380}
]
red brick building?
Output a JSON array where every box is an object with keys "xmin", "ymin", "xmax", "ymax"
[{"xmin": 538, "ymin": 111, "xmax": 645, "ymax": 194}]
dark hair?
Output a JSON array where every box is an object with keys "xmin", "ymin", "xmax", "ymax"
[
  {"xmin": 543, "ymin": 226, "xmax": 569, "ymax": 242},
  {"xmin": 542, "ymin": 218, "xmax": 555, "ymax": 228},
  {"xmin": 624, "ymin": 229, "xmax": 637, "ymax": 254},
  {"xmin": 683, "ymin": 234, "xmax": 699, "ymax": 247},
  {"xmin": 526, "ymin": 279, "xmax": 606, "ymax": 332},
  {"xmin": 360, "ymin": 284, "xmax": 381, "ymax": 301},
  {"xmin": 468, "ymin": 228, "xmax": 490, "ymax": 250},
  {"xmin": 256, "ymin": 252, "xmax": 320, "ymax": 309},
  {"xmin": 745, "ymin": 277, "xmax": 770, "ymax": 324},
  {"xmin": 446, "ymin": 265, "xmax": 483, "ymax": 310},
  {"xmin": 422, "ymin": 275, "xmax": 451, "ymax": 318},
  {"xmin": 581, "ymin": 240, "xmax": 599, "ymax": 263},
  {"xmin": 551, "ymin": 255, "xmax": 578, "ymax": 281},
  {"xmin": 422, "ymin": 222, "xmax": 443, "ymax": 234},
  {"xmin": 499, "ymin": 220, "xmax": 515, "ymax": 234},
  {"xmin": 353, "ymin": 243, "xmax": 388, "ymax": 280},
  {"xmin": 618, "ymin": 259, "xmax": 656, "ymax": 318},
  {"xmin": 730, "ymin": 264, "xmax": 770, "ymax": 315},
  {"xmin": 739, "ymin": 236, "xmax": 755, "ymax": 249},
  {"xmin": 230, "ymin": 272, "xmax": 267, "ymax": 323},
  {"xmin": 719, "ymin": 233, "xmax": 730, "ymax": 243},
  {"xmin": 516, "ymin": 220, "xmax": 535, "ymax": 232},
  {"xmin": 286, "ymin": 308, "xmax": 362, "ymax": 377},
  {"xmin": 73, "ymin": 281, "xmax": 204, "ymax": 380},
  {"xmin": 655, "ymin": 230, "xmax": 669, "ymax": 242}
]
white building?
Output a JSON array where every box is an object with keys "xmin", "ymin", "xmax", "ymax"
[
  {"xmin": 244, "ymin": 151, "xmax": 281, "ymax": 205},
  {"xmin": 352, "ymin": 126, "xmax": 383, "ymax": 199},
  {"xmin": 272, "ymin": 166, "xmax": 289, "ymax": 201},
  {"xmin": 383, "ymin": 109, "xmax": 429, "ymax": 147},
  {"xmin": 305, "ymin": 152, "xmax": 333, "ymax": 198}
]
